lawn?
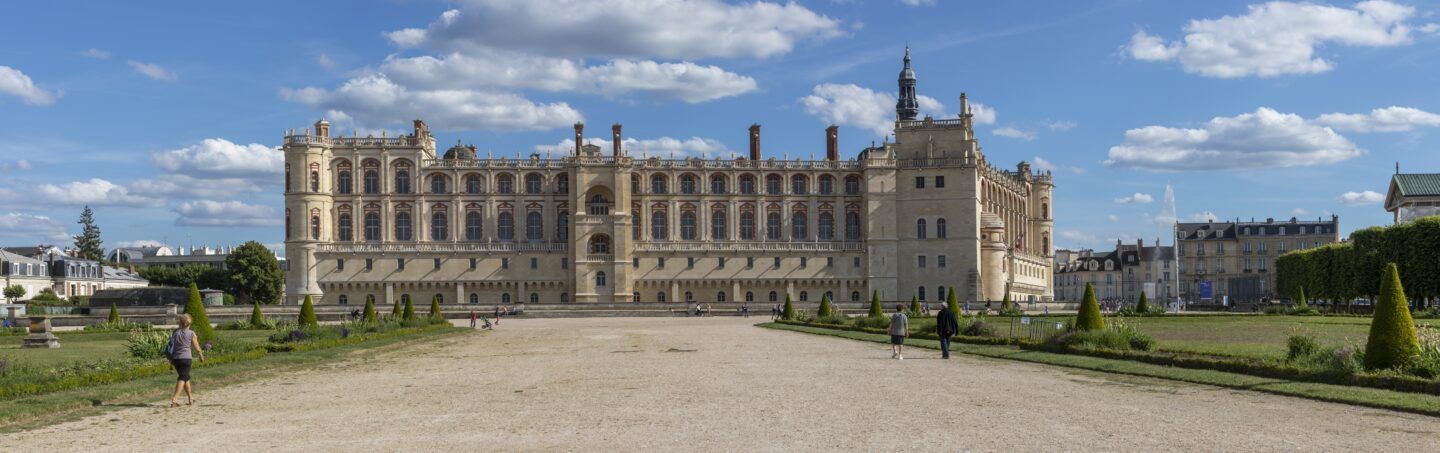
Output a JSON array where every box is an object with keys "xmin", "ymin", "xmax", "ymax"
[{"xmin": 0, "ymin": 330, "xmax": 272, "ymax": 367}]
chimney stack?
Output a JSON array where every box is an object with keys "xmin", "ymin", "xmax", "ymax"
[
  {"xmin": 573, "ymin": 123, "xmax": 584, "ymax": 156},
  {"xmin": 825, "ymin": 125, "xmax": 839, "ymax": 161},
  {"xmin": 748, "ymin": 124, "xmax": 761, "ymax": 160},
  {"xmin": 612, "ymin": 124, "xmax": 623, "ymax": 159},
  {"xmin": 412, "ymin": 119, "xmax": 429, "ymax": 138}
]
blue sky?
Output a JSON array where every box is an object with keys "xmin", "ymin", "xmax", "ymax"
[{"xmin": 1, "ymin": 0, "xmax": 1437, "ymax": 253}]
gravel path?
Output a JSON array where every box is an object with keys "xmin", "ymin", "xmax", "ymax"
[{"xmin": 8, "ymin": 317, "xmax": 1438, "ymax": 451}]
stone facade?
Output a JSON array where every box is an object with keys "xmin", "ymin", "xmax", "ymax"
[
  {"xmin": 283, "ymin": 53, "xmax": 1056, "ymax": 306},
  {"xmin": 1176, "ymin": 216, "xmax": 1340, "ymax": 304}
]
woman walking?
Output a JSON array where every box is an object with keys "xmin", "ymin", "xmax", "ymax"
[
  {"xmin": 169, "ymin": 314, "xmax": 205, "ymax": 407},
  {"xmin": 889, "ymin": 304, "xmax": 909, "ymax": 360}
]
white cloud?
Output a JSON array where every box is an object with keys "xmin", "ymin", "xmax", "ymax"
[
  {"xmin": 383, "ymin": 53, "xmax": 755, "ymax": 103},
  {"xmin": 80, "ymin": 48, "xmax": 111, "ymax": 60},
  {"xmin": 1313, "ymin": 106, "xmax": 1440, "ymax": 132},
  {"xmin": 152, "ymin": 138, "xmax": 283, "ymax": 179},
  {"xmin": 0, "ymin": 159, "xmax": 31, "ymax": 172},
  {"xmin": 900, "ymin": 0, "xmax": 936, "ymax": 5},
  {"xmin": 34, "ymin": 178, "xmax": 164, "ymax": 208},
  {"xmin": 1292, "ymin": 208, "xmax": 1309, "ymax": 216},
  {"xmin": 282, "ymin": 75, "xmax": 583, "ymax": 132},
  {"xmin": 0, "ymin": 212, "xmax": 69, "ymax": 242},
  {"xmin": 316, "ymin": 53, "xmax": 337, "ymax": 69},
  {"xmin": 114, "ymin": 239, "xmax": 168, "ymax": 248},
  {"xmin": 1047, "ymin": 120, "xmax": 1077, "ymax": 131},
  {"xmin": 1032, "ymin": 157, "xmax": 1056, "ymax": 172},
  {"xmin": 127, "ymin": 60, "xmax": 178, "ymax": 81},
  {"xmin": 968, "ymin": 102, "xmax": 996, "ymax": 125},
  {"xmin": 1186, "ymin": 211, "xmax": 1219, "ymax": 222},
  {"xmin": 535, "ymin": 136, "xmax": 731, "ymax": 159},
  {"xmin": 1058, "ymin": 230, "xmax": 1101, "ymax": 248},
  {"xmin": 1104, "ymin": 107, "xmax": 1361, "ymax": 171},
  {"xmin": 1337, "ymin": 190, "xmax": 1384, "ymax": 206},
  {"xmin": 1107, "ymin": 215, "xmax": 1121, "ymax": 223},
  {"xmin": 1070, "ymin": 167, "xmax": 1087, "ymax": 175},
  {"xmin": 128, "ymin": 174, "xmax": 270, "ymax": 198},
  {"xmin": 798, "ymin": 83, "xmax": 952, "ymax": 136},
  {"xmin": 1114, "ymin": 193, "xmax": 1155, "ymax": 204},
  {"xmin": 388, "ymin": 1, "xmax": 843, "ymax": 60},
  {"xmin": 173, "ymin": 200, "xmax": 282, "ymax": 227},
  {"xmin": 0, "ymin": 66, "xmax": 59, "ymax": 106},
  {"xmin": 1128, "ymin": 1, "xmax": 1422, "ymax": 78},
  {"xmin": 993, "ymin": 127, "xmax": 1036, "ymax": 141}
]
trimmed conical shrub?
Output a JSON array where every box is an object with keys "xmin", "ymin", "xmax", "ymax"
[
  {"xmin": 868, "ymin": 290, "xmax": 883, "ymax": 318},
  {"xmin": 1074, "ymin": 282, "xmax": 1105, "ymax": 331},
  {"xmin": 1001, "ymin": 293, "xmax": 1012, "ymax": 312},
  {"xmin": 250, "ymin": 302, "xmax": 266, "ymax": 326},
  {"xmin": 1136, "ymin": 291, "xmax": 1150, "ymax": 313},
  {"xmin": 946, "ymin": 287, "xmax": 960, "ymax": 316},
  {"xmin": 909, "ymin": 296, "xmax": 921, "ymax": 315},
  {"xmin": 429, "ymin": 295, "xmax": 443, "ymax": 320},
  {"xmin": 391, "ymin": 298, "xmax": 402, "ymax": 318},
  {"xmin": 1295, "ymin": 286, "xmax": 1308, "ymax": 309},
  {"xmin": 817, "ymin": 294, "xmax": 835, "ymax": 318},
  {"xmin": 362, "ymin": 298, "xmax": 378, "ymax": 323},
  {"xmin": 183, "ymin": 283, "xmax": 216, "ymax": 343},
  {"xmin": 298, "ymin": 295, "xmax": 319, "ymax": 328},
  {"xmin": 782, "ymin": 294, "xmax": 795, "ymax": 320},
  {"xmin": 108, "ymin": 303, "xmax": 120, "ymax": 323},
  {"xmin": 402, "ymin": 298, "xmax": 416, "ymax": 320},
  {"xmin": 1364, "ymin": 263, "xmax": 1421, "ymax": 370}
]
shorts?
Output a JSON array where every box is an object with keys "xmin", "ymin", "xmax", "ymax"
[
  {"xmin": 172, "ymin": 359, "xmax": 193, "ymax": 381},
  {"xmin": 890, "ymin": 335, "xmax": 906, "ymax": 345}
]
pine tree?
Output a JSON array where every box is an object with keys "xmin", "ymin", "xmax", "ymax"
[
  {"xmin": 183, "ymin": 283, "xmax": 216, "ymax": 343},
  {"xmin": 946, "ymin": 287, "xmax": 960, "ymax": 316},
  {"xmin": 250, "ymin": 302, "xmax": 266, "ymax": 327},
  {"xmin": 72, "ymin": 206, "xmax": 104, "ymax": 261},
  {"xmin": 817, "ymin": 294, "xmax": 834, "ymax": 318},
  {"xmin": 362, "ymin": 298, "xmax": 378, "ymax": 323},
  {"xmin": 391, "ymin": 297, "xmax": 402, "ymax": 318},
  {"xmin": 1001, "ymin": 293, "xmax": 1012, "ymax": 312},
  {"xmin": 1364, "ymin": 263, "xmax": 1421, "ymax": 370},
  {"xmin": 1136, "ymin": 291, "xmax": 1150, "ymax": 313},
  {"xmin": 429, "ymin": 295, "xmax": 443, "ymax": 320},
  {"xmin": 868, "ymin": 290, "xmax": 884, "ymax": 318},
  {"xmin": 1074, "ymin": 282, "xmax": 1106, "ymax": 331},
  {"xmin": 298, "ymin": 295, "xmax": 319, "ymax": 328},
  {"xmin": 909, "ymin": 296, "xmax": 921, "ymax": 315},
  {"xmin": 1295, "ymin": 286, "xmax": 1308, "ymax": 309},
  {"xmin": 107, "ymin": 303, "xmax": 120, "ymax": 323},
  {"xmin": 782, "ymin": 294, "xmax": 795, "ymax": 320},
  {"xmin": 402, "ymin": 298, "xmax": 416, "ymax": 320}
]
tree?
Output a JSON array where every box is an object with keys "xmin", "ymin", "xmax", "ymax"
[
  {"xmin": 1136, "ymin": 291, "xmax": 1149, "ymax": 313},
  {"xmin": 402, "ymin": 298, "xmax": 416, "ymax": 320},
  {"xmin": 429, "ymin": 295, "xmax": 443, "ymax": 320},
  {"xmin": 108, "ymin": 303, "xmax": 120, "ymax": 323},
  {"xmin": 817, "ymin": 294, "xmax": 835, "ymax": 318},
  {"xmin": 782, "ymin": 294, "xmax": 795, "ymax": 320},
  {"xmin": 1074, "ymin": 282, "xmax": 1105, "ymax": 331},
  {"xmin": 1364, "ymin": 263, "xmax": 1421, "ymax": 370},
  {"xmin": 137, "ymin": 264, "xmax": 229, "ymax": 290},
  {"xmin": 362, "ymin": 298, "xmax": 378, "ymax": 323},
  {"xmin": 298, "ymin": 295, "xmax": 319, "ymax": 328},
  {"xmin": 4, "ymin": 285, "xmax": 26, "ymax": 303},
  {"xmin": 946, "ymin": 287, "xmax": 960, "ymax": 316},
  {"xmin": 1294, "ymin": 286, "xmax": 1308, "ymax": 309},
  {"xmin": 225, "ymin": 241, "xmax": 284, "ymax": 305},
  {"xmin": 909, "ymin": 296, "xmax": 921, "ymax": 315},
  {"xmin": 868, "ymin": 290, "xmax": 883, "ymax": 318},
  {"xmin": 391, "ymin": 297, "xmax": 402, "ymax": 318},
  {"xmin": 250, "ymin": 302, "xmax": 266, "ymax": 326},
  {"xmin": 72, "ymin": 206, "xmax": 104, "ymax": 261},
  {"xmin": 183, "ymin": 283, "xmax": 216, "ymax": 343},
  {"xmin": 1001, "ymin": 293, "xmax": 1012, "ymax": 312}
]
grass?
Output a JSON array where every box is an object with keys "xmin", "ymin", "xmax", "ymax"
[
  {"xmin": 761, "ymin": 322, "xmax": 1440, "ymax": 417},
  {"xmin": 0, "ymin": 330, "xmax": 272, "ymax": 368},
  {"xmin": 0, "ymin": 325, "xmax": 465, "ymax": 431}
]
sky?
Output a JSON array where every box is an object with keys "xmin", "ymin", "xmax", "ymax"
[{"xmin": 1, "ymin": 0, "xmax": 1438, "ymax": 254}]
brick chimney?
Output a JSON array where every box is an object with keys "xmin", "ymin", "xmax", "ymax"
[
  {"xmin": 573, "ymin": 122, "xmax": 584, "ymax": 156},
  {"xmin": 825, "ymin": 125, "xmax": 839, "ymax": 161},
  {"xmin": 612, "ymin": 123, "xmax": 623, "ymax": 159},
  {"xmin": 748, "ymin": 124, "xmax": 761, "ymax": 160}
]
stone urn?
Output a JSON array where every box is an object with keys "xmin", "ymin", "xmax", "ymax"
[{"xmin": 22, "ymin": 315, "xmax": 60, "ymax": 349}]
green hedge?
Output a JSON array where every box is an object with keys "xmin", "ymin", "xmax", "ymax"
[{"xmin": 1277, "ymin": 216, "xmax": 1440, "ymax": 309}]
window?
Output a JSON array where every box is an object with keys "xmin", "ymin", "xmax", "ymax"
[
  {"xmin": 364, "ymin": 170, "xmax": 379, "ymax": 194},
  {"xmin": 338, "ymin": 171, "xmax": 352, "ymax": 194},
  {"xmin": 938, "ymin": 255, "xmax": 947, "ymax": 268},
  {"xmin": 717, "ymin": 291, "xmax": 727, "ymax": 303},
  {"xmin": 466, "ymin": 212, "xmax": 482, "ymax": 240},
  {"xmin": 397, "ymin": 258, "xmax": 406, "ymax": 271},
  {"xmin": 502, "ymin": 293, "xmax": 511, "ymax": 303},
  {"xmin": 470, "ymin": 293, "xmax": 479, "ymax": 304},
  {"xmin": 595, "ymin": 271, "xmax": 607, "ymax": 287},
  {"xmin": 792, "ymin": 175, "xmax": 808, "ymax": 195},
  {"xmin": 773, "ymin": 257, "xmax": 781, "ymax": 268},
  {"xmin": 819, "ymin": 176, "xmax": 834, "ymax": 195},
  {"xmin": 766, "ymin": 212, "xmax": 782, "ymax": 240},
  {"xmin": 633, "ymin": 291, "xmax": 641, "ymax": 301},
  {"xmin": 526, "ymin": 212, "xmax": 543, "ymax": 242},
  {"xmin": 711, "ymin": 175, "xmax": 727, "ymax": 194},
  {"xmin": 365, "ymin": 258, "xmax": 373, "ymax": 270},
  {"xmin": 918, "ymin": 287, "xmax": 926, "ymax": 300},
  {"xmin": 799, "ymin": 291, "xmax": 808, "ymax": 302},
  {"xmin": 845, "ymin": 176, "xmax": 861, "ymax": 195},
  {"xmin": 915, "ymin": 176, "xmax": 925, "ymax": 188},
  {"xmin": 498, "ymin": 212, "xmax": 514, "ymax": 241},
  {"xmin": 525, "ymin": 174, "xmax": 542, "ymax": 194},
  {"xmin": 466, "ymin": 175, "xmax": 482, "ymax": 194},
  {"xmin": 431, "ymin": 175, "xmax": 448, "ymax": 194},
  {"xmin": 685, "ymin": 291, "xmax": 694, "ymax": 302},
  {"xmin": 651, "ymin": 174, "xmax": 668, "ymax": 194},
  {"xmin": 526, "ymin": 293, "xmax": 537, "ymax": 304},
  {"xmin": 336, "ymin": 259, "xmax": 344, "ymax": 271},
  {"xmin": 718, "ymin": 257, "xmax": 726, "ymax": 268},
  {"xmin": 745, "ymin": 292, "xmax": 754, "ymax": 302},
  {"xmin": 631, "ymin": 175, "xmax": 641, "ymax": 194},
  {"xmin": 740, "ymin": 175, "xmax": 756, "ymax": 194},
  {"xmin": 687, "ymin": 257, "xmax": 695, "ymax": 268},
  {"xmin": 310, "ymin": 171, "xmax": 319, "ymax": 192},
  {"xmin": 560, "ymin": 293, "xmax": 569, "ymax": 303},
  {"xmin": 657, "ymin": 292, "xmax": 667, "ymax": 303},
  {"xmin": 766, "ymin": 174, "xmax": 782, "ymax": 194},
  {"xmin": 339, "ymin": 295, "xmax": 348, "ymax": 305},
  {"xmin": 818, "ymin": 212, "xmax": 834, "ymax": 240},
  {"xmin": 936, "ymin": 218, "xmax": 946, "ymax": 238},
  {"xmin": 431, "ymin": 211, "xmax": 448, "ymax": 240},
  {"xmin": 556, "ymin": 175, "xmax": 569, "ymax": 193},
  {"xmin": 747, "ymin": 257, "xmax": 755, "ymax": 268},
  {"xmin": 935, "ymin": 176, "xmax": 945, "ymax": 188},
  {"xmin": 632, "ymin": 213, "xmax": 641, "ymax": 241},
  {"xmin": 530, "ymin": 257, "xmax": 538, "ymax": 269},
  {"xmin": 680, "ymin": 174, "xmax": 697, "ymax": 194},
  {"xmin": 394, "ymin": 170, "xmax": 411, "ymax": 194},
  {"xmin": 589, "ymin": 235, "xmax": 612, "ymax": 254},
  {"xmin": 562, "ymin": 258, "xmax": 569, "ymax": 269},
  {"xmin": 433, "ymin": 258, "xmax": 441, "ymax": 269},
  {"xmin": 680, "ymin": 212, "xmax": 697, "ymax": 240},
  {"xmin": 658, "ymin": 257, "xmax": 666, "ymax": 269},
  {"xmin": 310, "ymin": 215, "xmax": 321, "ymax": 240},
  {"xmin": 846, "ymin": 212, "xmax": 861, "ymax": 240},
  {"xmin": 792, "ymin": 211, "xmax": 807, "ymax": 240},
  {"xmin": 502, "ymin": 258, "xmax": 509, "ymax": 269},
  {"xmin": 588, "ymin": 194, "xmax": 611, "ymax": 215},
  {"xmin": 469, "ymin": 258, "xmax": 477, "ymax": 270},
  {"xmin": 768, "ymin": 291, "xmax": 778, "ymax": 302},
  {"xmin": 651, "ymin": 211, "xmax": 668, "ymax": 240},
  {"xmin": 497, "ymin": 174, "xmax": 514, "ymax": 194},
  {"xmin": 854, "ymin": 256, "xmax": 861, "ymax": 267},
  {"xmin": 711, "ymin": 212, "xmax": 727, "ymax": 239},
  {"xmin": 338, "ymin": 214, "xmax": 353, "ymax": 241},
  {"xmin": 740, "ymin": 212, "xmax": 755, "ymax": 240},
  {"xmin": 556, "ymin": 212, "xmax": 569, "ymax": 242},
  {"xmin": 851, "ymin": 291, "xmax": 860, "ymax": 301},
  {"xmin": 916, "ymin": 219, "xmax": 927, "ymax": 239},
  {"xmin": 917, "ymin": 255, "xmax": 927, "ymax": 268},
  {"xmin": 395, "ymin": 212, "xmax": 412, "ymax": 240}
]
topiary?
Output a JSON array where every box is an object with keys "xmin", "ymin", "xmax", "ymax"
[
  {"xmin": 868, "ymin": 290, "xmax": 883, "ymax": 318},
  {"xmin": 183, "ymin": 283, "xmax": 216, "ymax": 343},
  {"xmin": 909, "ymin": 297, "xmax": 921, "ymax": 315},
  {"xmin": 108, "ymin": 303, "xmax": 120, "ymax": 323},
  {"xmin": 1001, "ymin": 293, "xmax": 1012, "ymax": 312},
  {"xmin": 1295, "ymin": 286, "xmax": 1308, "ymax": 309},
  {"xmin": 391, "ymin": 298, "xmax": 402, "ymax": 318},
  {"xmin": 402, "ymin": 298, "xmax": 416, "ymax": 320},
  {"xmin": 1364, "ymin": 263, "xmax": 1421, "ymax": 371},
  {"xmin": 1074, "ymin": 282, "xmax": 1106, "ymax": 331},
  {"xmin": 1136, "ymin": 291, "xmax": 1149, "ymax": 314},
  {"xmin": 362, "ymin": 298, "xmax": 378, "ymax": 323},
  {"xmin": 429, "ymin": 295, "xmax": 443, "ymax": 320},
  {"xmin": 946, "ymin": 287, "xmax": 960, "ymax": 316},
  {"xmin": 298, "ymin": 295, "xmax": 319, "ymax": 328},
  {"xmin": 782, "ymin": 294, "xmax": 795, "ymax": 320},
  {"xmin": 250, "ymin": 302, "xmax": 266, "ymax": 327},
  {"xmin": 817, "ymin": 294, "xmax": 835, "ymax": 318}
]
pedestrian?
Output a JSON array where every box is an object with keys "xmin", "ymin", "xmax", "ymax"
[
  {"xmin": 469, "ymin": 310, "xmax": 477, "ymax": 329},
  {"xmin": 889, "ymin": 304, "xmax": 909, "ymax": 360},
  {"xmin": 494, "ymin": 305, "xmax": 503, "ymax": 325},
  {"xmin": 985, "ymin": 301, "xmax": 992, "ymax": 315},
  {"xmin": 963, "ymin": 301, "xmax": 970, "ymax": 315},
  {"xmin": 168, "ymin": 314, "xmax": 205, "ymax": 407},
  {"xmin": 742, "ymin": 303, "xmax": 749, "ymax": 318},
  {"xmin": 935, "ymin": 302, "xmax": 959, "ymax": 359}
]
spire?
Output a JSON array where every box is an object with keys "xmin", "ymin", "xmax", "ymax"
[{"xmin": 896, "ymin": 47, "xmax": 919, "ymax": 121}]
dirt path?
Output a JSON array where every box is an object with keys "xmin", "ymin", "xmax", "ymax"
[{"xmin": 7, "ymin": 317, "xmax": 1438, "ymax": 451}]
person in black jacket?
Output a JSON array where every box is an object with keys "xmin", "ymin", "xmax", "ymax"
[{"xmin": 935, "ymin": 304, "xmax": 960, "ymax": 359}]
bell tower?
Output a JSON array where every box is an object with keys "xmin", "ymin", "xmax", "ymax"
[{"xmin": 896, "ymin": 47, "xmax": 919, "ymax": 121}]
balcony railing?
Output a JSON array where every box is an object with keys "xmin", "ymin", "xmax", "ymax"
[
  {"xmin": 285, "ymin": 135, "xmax": 421, "ymax": 147},
  {"xmin": 634, "ymin": 241, "xmax": 862, "ymax": 252},
  {"xmin": 316, "ymin": 242, "xmax": 568, "ymax": 253}
]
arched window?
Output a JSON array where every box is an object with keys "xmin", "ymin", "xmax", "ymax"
[
  {"xmin": 339, "ymin": 295, "xmax": 348, "ymax": 305},
  {"xmin": 819, "ymin": 175, "xmax": 834, "ymax": 195},
  {"xmin": 680, "ymin": 211, "xmax": 697, "ymax": 240},
  {"xmin": 310, "ymin": 215, "xmax": 321, "ymax": 240},
  {"xmin": 717, "ymin": 291, "xmax": 727, "ymax": 303},
  {"xmin": 498, "ymin": 212, "xmax": 514, "ymax": 241},
  {"xmin": 596, "ymin": 271, "xmax": 607, "ymax": 287},
  {"xmin": 526, "ymin": 212, "xmax": 543, "ymax": 242},
  {"xmin": 556, "ymin": 212, "xmax": 569, "ymax": 242},
  {"xmin": 530, "ymin": 293, "xmax": 539, "ymax": 304},
  {"xmin": 310, "ymin": 171, "xmax": 320, "ymax": 192},
  {"xmin": 470, "ymin": 293, "xmax": 478, "ymax": 304},
  {"xmin": 851, "ymin": 291, "xmax": 860, "ymax": 301},
  {"xmin": 657, "ymin": 291, "xmax": 667, "ymax": 303},
  {"xmin": 502, "ymin": 293, "xmax": 511, "ymax": 304},
  {"xmin": 1043, "ymin": 234, "xmax": 1050, "ymax": 254},
  {"xmin": 680, "ymin": 174, "xmax": 697, "ymax": 194},
  {"xmin": 768, "ymin": 291, "xmax": 778, "ymax": 302},
  {"xmin": 395, "ymin": 212, "xmax": 412, "ymax": 240},
  {"xmin": 556, "ymin": 174, "xmax": 569, "ymax": 193},
  {"xmin": 711, "ymin": 211, "xmax": 726, "ymax": 240},
  {"xmin": 338, "ymin": 171, "xmax": 352, "ymax": 194},
  {"xmin": 364, "ymin": 212, "xmax": 380, "ymax": 241},
  {"xmin": 497, "ymin": 174, "xmax": 514, "ymax": 194},
  {"xmin": 685, "ymin": 291, "xmax": 694, "ymax": 302},
  {"xmin": 766, "ymin": 174, "xmax": 782, "ymax": 194},
  {"xmin": 394, "ymin": 169, "xmax": 411, "ymax": 194},
  {"xmin": 364, "ymin": 170, "xmax": 379, "ymax": 194},
  {"xmin": 650, "ymin": 174, "xmax": 668, "ymax": 194},
  {"xmin": 938, "ymin": 286, "xmax": 946, "ymax": 301},
  {"xmin": 651, "ymin": 211, "xmax": 668, "ymax": 240},
  {"xmin": 466, "ymin": 212, "xmax": 482, "ymax": 240},
  {"xmin": 792, "ymin": 211, "xmax": 808, "ymax": 240},
  {"xmin": 916, "ymin": 219, "xmax": 927, "ymax": 239},
  {"xmin": 633, "ymin": 292, "xmax": 641, "ymax": 302},
  {"xmin": 465, "ymin": 174, "xmax": 482, "ymax": 194},
  {"xmin": 401, "ymin": 294, "xmax": 411, "ymax": 305},
  {"xmin": 766, "ymin": 212, "xmax": 782, "ymax": 240},
  {"xmin": 818, "ymin": 212, "xmax": 834, "ymax": 240},
  {"xmin": 285, "ymin": 164, "xmax": 291, "ymax": 192},
  {"xmin": 745, "ymin": 292, "xmax": 754, "ymax": 302},
  {"xmin": 846, "ymin": 212, "xmax": 861, "ymax": 240},
  {"xmin": 431, "ymin": 211, "xmax": 448, "ymax": 240},
  {"xmin": 845, "ymin": 176, "xmax": 861, "ymax": 195},
  {"xmin": 799, "ymin": 291, "xmax": 808, "ymax": 302},
  {"xmin": 560, "ymin": 293, "xmax": 569, "ymax": 303},
  {"xmin": 824, "ymin": 291, "xmax": 833, "ymax": 301},
  {"xmin": 710, "ymin": 175, "xmax": 727, "ymax": 194},
  {"xmin": 588, "ymin": 194, "xmax": 610, "ymax": 215},
  {"xmin": 589, "ymin": 234, "xmax": 612, "ymax": 254},
  {"xmin": 436, "ymin": 294, "xmax": 445, "ymax": 304},
  {"xmin": 338, "ymin": 214, "xmax": 353, "ymax": 241},
  {"xmin": 918, "ymin": 286, "xmax": 926, "ymax": 300},
  {"xmin": 525, "ymin": 173, "xmax": 543, "ymax": 194},
  {"xmin": 792, "ymin": 175, "xmax": 808, "ymax": 195},
  {"xmin": 937, "ymin": 218, "xmax": 947, "ymax": 238},
  {"xmin": 740, "ymin": 212, "xmax": 755, "ymax": 240},
  {"xmin": 740, "ymin": 175, "xmax": 756, "ymax": 194},
  {"xmin": 430, "ymin": 175, "xmax": 448, "ymax": 194},
  {"xmin": 632, "ymin": 213, "xmax": 641, "ymax": 240}
]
